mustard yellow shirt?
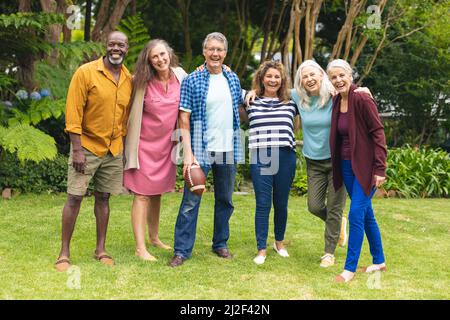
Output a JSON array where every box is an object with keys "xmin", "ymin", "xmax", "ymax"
[{"xmin": 65, "ymin": 57, "xmax": 132, "ymax": 157}]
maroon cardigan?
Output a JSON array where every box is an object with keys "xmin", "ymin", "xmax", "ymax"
[{"xmin": 330, "ymin": 84, "xmax": 387, "ymax": 196}]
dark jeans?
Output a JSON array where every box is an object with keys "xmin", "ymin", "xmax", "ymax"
[
  {"xmin": 341, "ymin": 160, "xmax": 385, "ymax": 272},
  {"xmin": 305, "ymin": 157, "xmax": 346, "ymax": 254},
  {"xmin": 250, "ymin": 147, "xmax": 296, "ymax": 250},
  {"xmin": 173, "ymin": 152, "xmax": 236, "ymax": 259}
]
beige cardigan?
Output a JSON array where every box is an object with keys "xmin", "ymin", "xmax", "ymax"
[{"xmin": 124, "ymin": 67, "xmax": 188, "ymax": 170}]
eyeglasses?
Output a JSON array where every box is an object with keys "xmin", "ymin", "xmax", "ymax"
[{"xmin": 205, "ymin": 47, "xmax": 226, "ymax": 53}]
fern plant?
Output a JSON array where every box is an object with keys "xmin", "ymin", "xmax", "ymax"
[
  {"xmin": 0, "ymin": 124, "xmax": 57, "ymax": 163},
  {"xmin": 116, "ymin": 14, "xmax": 151, "ymax": 72},
  {"xmin": 35, "ymin": 41, "xmax": 104, "ymax": 99},
  {"xmin": 0, "ymin": 12, "xmax": 64, "ymax": 30},
  {"xmin": 6, "ymin": 98, "xmax": 65, "ymax": 127}
]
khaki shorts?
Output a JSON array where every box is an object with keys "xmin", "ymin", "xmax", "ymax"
[{"xmin": 67, "ymin": 147, "xmax": 123, "ymax": 196}]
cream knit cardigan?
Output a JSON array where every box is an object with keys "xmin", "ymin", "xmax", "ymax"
[{"xmin": 124, "ymin": 67, "xmax": 188, "ymax": 170}]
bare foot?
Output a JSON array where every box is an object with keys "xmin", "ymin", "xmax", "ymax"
[
  {"xmin": 335, "ymin": 270, "xmax": 355, "ymax": 283},
  {"xmin": 135, "ymin": 248, "xmax": 157, "ymax": 261},
  {"xmin": 151, "ymin": 240, "xmax": 172, "ymax": 250}
]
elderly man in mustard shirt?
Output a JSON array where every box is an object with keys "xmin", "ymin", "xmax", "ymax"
[{"xmin": 55, "ymin": 31, "xmax": 132, "ymax": 271}]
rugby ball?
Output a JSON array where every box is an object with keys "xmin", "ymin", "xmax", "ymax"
[{"xmin": 184, "ymin": 164, "xmax": 206, "ymax": 196}]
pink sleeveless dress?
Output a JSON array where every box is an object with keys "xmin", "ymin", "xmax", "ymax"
[{"xmin": 123, "ymin": 75, "xmax": 180, "ymax": 195}]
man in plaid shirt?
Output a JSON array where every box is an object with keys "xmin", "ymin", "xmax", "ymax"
[{"xmin": 170, "ymin": 32, "xmax": 244, "ymax": 267}]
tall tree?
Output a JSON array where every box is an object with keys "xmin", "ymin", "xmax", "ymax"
[
  {"xmin": 91, "ymin": 0, "xmax": 132, "ymax": 42},
  {"xmin": 176, "ymin": 0, "xmax": 192, "ymax": 66},
  {"xmin": 364, "ymin": 1, "xmax": 450, "ymax": 146},
  {"xmin": 84, "ymin": 0, "xmax": 93, "ymax": 41}
]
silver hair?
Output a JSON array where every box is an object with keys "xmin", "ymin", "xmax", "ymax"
[
  {"xmin": 202, "ymin": 32, "xmax": 228, "ymax": 51},
  {"xmin": 294, "ymin": 60, "xmax": 334, "ymax": 111},
  {"xmin": 326, "ymin": 59, "xmax": 354, "ymax": 81}
]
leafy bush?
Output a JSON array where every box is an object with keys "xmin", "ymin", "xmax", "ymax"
[
  {"xmin": 384, "ymin": 145, "xmax": 450, "ymax": 198},
  {"xmin": 291, "ymin": 147, "xmax": 308, "ymax": 196},
  {"xmin": 0, "ymin": 152, "xmax": 67, "ymax": 193},
  {"xmin": 35, "ymin": 41, "xmax": 104, "ymax": 99}
]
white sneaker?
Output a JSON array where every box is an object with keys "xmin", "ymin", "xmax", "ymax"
[
  {"xmin": 273, "ymin": 243, "xmax": 289, "ymax": 257},
  {"xmin": 363, "ymin": 263, "xmax": 387, "ymax": 273},
  {"xmin": 338, "ymin": 216, "xmax": 348, "ymax": 247},
  {"xmin": 253, "ymin": 255, "xmax": 266, "ymax": 265},
  {"xmin": 320, "ymin": 253, "xmax": 335, "ymax": 267}
]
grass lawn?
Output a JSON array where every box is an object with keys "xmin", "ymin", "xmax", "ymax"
[{"xmin": 0, "ymin": 192, "xmax": 449, "ymax": 300}]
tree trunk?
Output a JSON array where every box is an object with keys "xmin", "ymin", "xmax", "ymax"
[
  {"xmin": 100, "ymin": 0, "xmax": 132, "ymax": 43},
  {"xmin": 18, "ymin": 0, "xmax": 31, "ymax": 12},
  {"xmin": 266, "ymin": 0, "xmax": 288, "ymax": 61},
  {"xmin": 292, "ymin": 0, "xmax": 303, "ymax": 74},
  {"xmin": 131, "ymin": 0, "xmax": 137, "ymax": 15},
  {"xmin": 176, "ymin": 0, "xmax": 192, "ymax": 66},
  {"xmin": 260, "ymin": 0, "xmax": 276, "ymax": 63},
  {"xmin": 17, "ymin": 0, "xmax": 34, "ymax": 91},
  {"xmin": 91, "ymin": 0, "xmax": 110, "ymax": 42},
  {"xmin": 329, "ymin": 0, "xmax": 365, "ymax": 61},
  {"xmin": 238, "ymin": 30, "xmax": 261, "ymax": 78},
  {"xmin": 308, "ymin": 0, "xmax": 323, "ymax": 58},
  {"xmin": 230, "ymin": 0, "xmax": 247, "ymax": 68},
  {"xmin": 39, "ymin": 0, "xmax": 67, "ymax": 64},
  {"xmin": 282, "ymin": 0, "xmax": 298, "ymax": 83},
  {"xmin": 91, "ymin": 0, "xmax": 131, "ymax": 43},
  {"xmin": 84, "ymin": 0, "xmax": 92, "ymax": 41}
]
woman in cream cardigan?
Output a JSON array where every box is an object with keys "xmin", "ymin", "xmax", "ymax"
[{"xmin": 124, "ymin": 39, "xmax": 187, "ymax": 261}]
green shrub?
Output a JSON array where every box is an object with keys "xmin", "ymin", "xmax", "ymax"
[
  {"xmin": 291, "ymin": 147, "xmax": 308, "ymax": 196},
  {"xmin": 0, "ymin": 152, "xmax": 67, "ymax": 193},
  {"xmin": 384, "ymin": 145, "xmax": 450, "ymax": 198}
]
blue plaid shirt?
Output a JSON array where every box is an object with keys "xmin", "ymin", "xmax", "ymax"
[{"xmin": 179, "ymin": 64, "xmax": 244, "ymax": 167}]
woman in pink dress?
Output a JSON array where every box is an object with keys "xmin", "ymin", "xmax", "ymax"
[{"xmin": 124, "ymin": 39, "xmax": 187, "ymax": 261}]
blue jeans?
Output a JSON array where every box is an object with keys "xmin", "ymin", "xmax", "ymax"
[
  {"xmin": 173, "ymin": 152, "xmax": 236, "ymax": 259},
  {"xmin": 250, "ymin": 147, "xmax": 296, "ymax": 250},
  {"xmin": 341, "ymin": 160, "xmax": 385, "ymax": 272}
]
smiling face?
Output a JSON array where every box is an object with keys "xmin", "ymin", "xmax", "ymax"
[
  {"xmin": 203, "ymin": 39, "xmax": 226, "ymax": 73},
  {"xmin": 301, "ymin": 65, "xmax": 323, "ymax": 95},
  {"xmin": 262, "ymin": 68, "xmax": 282, "ymax": 98},
  {"xmin": 328, "ymin": 67, "xmax": 352, "ymax": 95},
  {"xmin": 106, "ymin": 32, "xmax": 128, "ymax": 66},
  {"xmin": 149, "ymin": 43, "xmax": 171, "ymax": 75}
]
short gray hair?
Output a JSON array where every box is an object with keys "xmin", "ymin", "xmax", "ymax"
[
  {"xmin": 203, "ymin": 32, "xmax": 228, "ymax": 51},
  {"xmin": 326, "ymin": 59, "xmax": 353, "ymax": 81}
]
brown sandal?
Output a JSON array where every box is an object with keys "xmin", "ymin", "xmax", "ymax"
[
  {"xmin": 55, "ymin": 257, "xmax": 71, "ymax": 272},
  {"xmin": 93, "ymin": 252, "xmax": 114, "ymax": 266}
]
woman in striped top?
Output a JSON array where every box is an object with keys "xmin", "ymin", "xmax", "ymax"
[
  {"xmin": 241, "ymin": 61, "xmax": 299, "ymax": 265},
  {"xmin": 246, "ymin": 60, "xmax": 371, "ymax": 268}
]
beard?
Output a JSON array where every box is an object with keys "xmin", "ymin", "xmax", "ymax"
[{"xmin": 108, "ymin": 54, "xmax": 124, "ymax": 66}]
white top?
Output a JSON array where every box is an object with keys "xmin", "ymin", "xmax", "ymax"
[{"xmin": 205, "ymin": 73, "xmax": 234, "ymax": 152}]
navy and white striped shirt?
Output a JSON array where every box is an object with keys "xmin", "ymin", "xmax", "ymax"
[{"xmin": 247, "ymin": 97, "xmax": 298, "ymax": 149}]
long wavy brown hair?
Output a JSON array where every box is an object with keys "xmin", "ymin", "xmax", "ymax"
[
  {"xmin": 251, "ymin": 61, "xmax": 290, "ymax": 102},
  {"xmin": 132, "ymin": 39, "xmax": 180, "ymax": 94}
]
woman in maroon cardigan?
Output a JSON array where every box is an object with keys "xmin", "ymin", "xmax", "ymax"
[{"xmin": 327, "ymin": 59, "xmax": 387, "ymax": 283}]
